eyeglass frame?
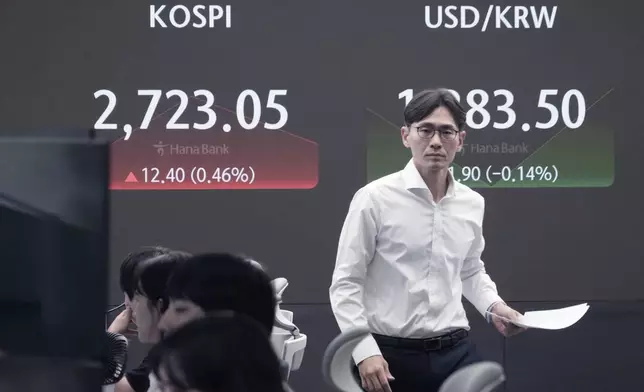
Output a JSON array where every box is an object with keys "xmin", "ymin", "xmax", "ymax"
[{"xmin": 410, "ymin": 123, "xmax": 462, "ymax": 141}]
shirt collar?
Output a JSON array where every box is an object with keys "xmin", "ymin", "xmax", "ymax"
[{"xmin": 401, "ymin": 159, "xmax": 457, "ymax": 198}]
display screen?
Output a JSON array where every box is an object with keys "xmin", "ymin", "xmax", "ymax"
[
  {"xmin": 1, "ymin": 0, "xmax": 642, "ymax": 304},
  {"xmin": 100, "ymin": 2, "xmax": 619, "ymax": 191}
]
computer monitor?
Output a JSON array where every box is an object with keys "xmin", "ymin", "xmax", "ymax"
[{"xmin": 0, "ymin": 133, "xmax": 109, "ymax": 391}]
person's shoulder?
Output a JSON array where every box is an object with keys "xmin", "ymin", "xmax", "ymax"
[
  {"xmin": 124, "ymin": 356, "xmax": 151, "ymax": 392},
  {"xmin": 357, "ymin": 171, "xmax": 404, "ymax": 198},
  {"xmin": 346, "ymin": 172, "xmax": 402, "ymax": 216}
]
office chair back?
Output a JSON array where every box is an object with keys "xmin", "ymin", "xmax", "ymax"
[
  {"xmin": 322, "ymin": 327, "xmax": 372, "ymax": 392},
  {"xmin": 270, "ymin": 278, "xmax": 307, "ymax": 380}
]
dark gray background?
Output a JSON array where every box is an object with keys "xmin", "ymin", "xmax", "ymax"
[{"xmin": 2, "ymin": 0, "xmax": 643, "ymax": 391}]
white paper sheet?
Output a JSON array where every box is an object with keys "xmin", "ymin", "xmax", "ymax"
[{"xmin": 488, "ymin": 303, "xmax": 589, "ymax": 330}]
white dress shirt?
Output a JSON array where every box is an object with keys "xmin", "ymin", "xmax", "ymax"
[{"xmin": 329, "ymin": 159, "xmax": 503, "ymax": 364}]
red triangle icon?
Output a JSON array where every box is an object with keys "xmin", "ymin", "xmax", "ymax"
[{"xmin": 125, "ymin": 172, "xmax": 138, "ymax": 183}]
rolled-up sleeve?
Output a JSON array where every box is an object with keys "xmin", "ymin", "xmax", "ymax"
[{"xmin": 329, "ymin": 187, "xmax": 382, "ymax": 364}]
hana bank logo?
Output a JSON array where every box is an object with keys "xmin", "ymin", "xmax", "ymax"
[
  {"xmin": 151, "ymin": 141, "xmax": 230, "ymax": 156},
  {"xmin": 153, "ymin": 141, "xmax": 169, "ymax": 156}
]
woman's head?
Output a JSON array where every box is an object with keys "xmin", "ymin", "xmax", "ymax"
[
  {"xmin": 158, "ymin": 253, "xmax": 276, "ymax": 335},
  {"xmin": 119, "ymin": 246, "xmax": 172, "ymax": 304},
  {"xmin": 131, "ymin": 250, "xmax": 192, "ymax": 343},
  {"xmin": 149, "ymin": 313, "xmax": 285, "ymax": 392}
]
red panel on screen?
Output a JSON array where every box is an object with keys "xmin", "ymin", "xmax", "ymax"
[{"xmin": 110, "ymin": 111, "xmax": 318, "ymax": 190}]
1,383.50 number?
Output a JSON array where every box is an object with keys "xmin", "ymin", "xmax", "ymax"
[{"xmin": 398, "ymin": 88, "xmax": 586, "ymax": 131}]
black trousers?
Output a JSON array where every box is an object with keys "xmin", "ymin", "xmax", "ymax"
[{"xmin": 354, "ymin": 332, "xmax": 482, "ymax": 392}]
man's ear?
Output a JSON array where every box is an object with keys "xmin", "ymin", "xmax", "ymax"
[
  {"xmin": 456, "ymin": 130, "xmax": 466, "ymax": 152},
  {"xmin": 401, "ymin": 126, "xmax": 410, "ymax": 148}
]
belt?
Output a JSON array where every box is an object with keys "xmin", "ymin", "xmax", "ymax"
[{"xmin": 372, "ymin": 329, "xmax": 468, "ymax": 351}]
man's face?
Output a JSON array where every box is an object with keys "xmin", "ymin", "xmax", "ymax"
[
  {"xmin": 158, "ymin": 299, "xmax": 206, "ymax": 334},
  {"xmin": 401, "ymin": 106, "xmax": 465, "ymax": 173}
]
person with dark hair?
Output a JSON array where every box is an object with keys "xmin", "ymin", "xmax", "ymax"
[
  {"xmin": 109, "ymin": 246, "xmax": 172, "ymax": 335},
  {"xmin": 130, "ymin": 250, "xmax": 193, "ymax": 343},
  {"xmin": 149, "ymin": 313, "xmax": 286, "ymax": 392},
  {"xmin": 330, "ymin": 88, "xmax": 527, "ymax": 392},
  {"xmin": 121, "ymin": 247, "xmax": 174, "ymax": 301},
  {"xmin": 158, "ymin": 253, "xmax": 276, "ymax": 336},
  {"xmin": 114, "ymin": 249, "xmax": 191, "ymax": 392}
]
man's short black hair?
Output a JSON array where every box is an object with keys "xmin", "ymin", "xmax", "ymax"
[
  {"xmin": 119, "ymin": 246, "xmax": 172, "ymax": 299},
  {"xmin": 148, "ymin": 313, "xmax": 285, "ymax": 392},
  {"xmin": 403, "ymin": 88, "xmax": 466, "ymax": 130},
  {"xmin": 133, "ymin": 250, "xmax": 192, "ymax": 312},
  {"xmin": 165, "ymin": 253, "xmax": 277, "ymax": 335}
]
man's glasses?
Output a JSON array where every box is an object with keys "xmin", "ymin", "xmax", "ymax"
[{"xmin": 413, "ymin": 124, "xmax": 460, "ymax": 141}]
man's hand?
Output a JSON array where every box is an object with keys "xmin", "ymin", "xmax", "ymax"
[
  {"xmin": 489, "ymin": 302, "xmax": 527, "ymax": 337},
  {"xmin": 357, "ymin": 355, "xmax": 395, "ymax": 392},
  {"xmin": 108, "ymin": 306, "xmax": 137, "ymax": 336}
]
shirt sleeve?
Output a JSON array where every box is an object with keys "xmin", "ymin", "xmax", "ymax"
[
  {"xmin": 124, "ymin": 356, "xmax": 151, "ymax": 392},
  {"xmin": 329, "ymin": 186, "xmax": 382, "ymax": 365},
  {"xmin": 460, "ymin": 196, "xmax": 504, "ymax": 317}
]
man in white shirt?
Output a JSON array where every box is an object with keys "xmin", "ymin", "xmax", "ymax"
[{"xmin": 329, "ymin": 88, "xmax": 526, "ymax": 392}]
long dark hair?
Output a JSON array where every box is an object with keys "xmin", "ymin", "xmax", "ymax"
[
  {"xmin": 119, "ymin": 246, "xmax": 171, "ymax": 299},
  {"xmin": 164, "ymin": 253, "xmax": 276, "ymax": 334},
  {"xmin": 133, "ymin": 250, "xmax": 192, "ymax": 312},
  {"xmin": 148, "ymin": 313, "xmax": 286, "ymax": 392}
]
